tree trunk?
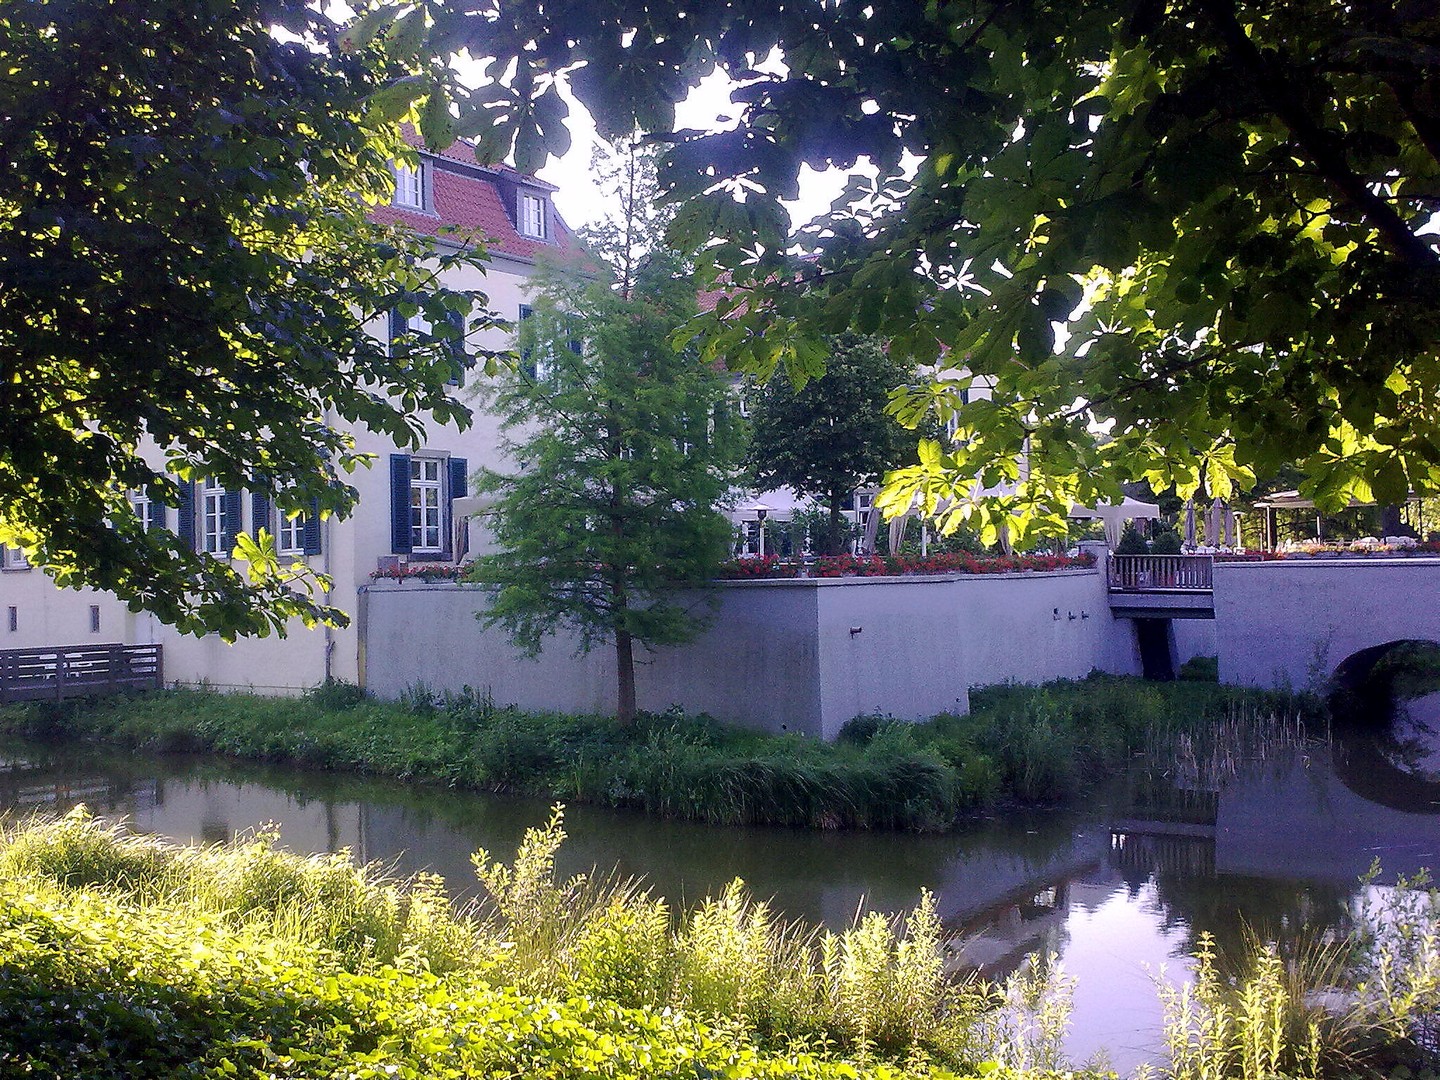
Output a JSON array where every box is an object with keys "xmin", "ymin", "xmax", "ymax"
[
  {"xmin": 615, "ymin": 627, "xmax": 637, "ymax": 725},
  {"xmin": 823, "ymin": 492, "xmax": 846, "ymax": 555},
  {"xmin": 1380, "ymin": 504, "xmax": 1411, "ymax": 538}
]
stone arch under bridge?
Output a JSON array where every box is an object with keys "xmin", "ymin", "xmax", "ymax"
[{"xmin": 1330, "ymin": 639, "xmax": 1440, "ymax": 694}]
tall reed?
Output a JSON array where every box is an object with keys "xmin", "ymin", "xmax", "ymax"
[{"xmin": 469, "ymin": 806, "xmax": 982, "ymax": 1061}]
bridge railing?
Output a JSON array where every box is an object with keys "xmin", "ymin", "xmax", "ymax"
[
  {"xmin": 1108, "ymin": 554, "xmax": 1214, "ymax": 592},
  {"xmin": 0, "ymin": 643, "xmax": 163, "ymax": 704}
]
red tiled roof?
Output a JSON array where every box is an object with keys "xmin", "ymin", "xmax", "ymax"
[{"xmin": 370, "ymin": 129, "xmax": 575, "ymax": 262}]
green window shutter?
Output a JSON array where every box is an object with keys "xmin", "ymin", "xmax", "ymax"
[
  {"xmin": 250, "ymin": 490, "xmax": 271, "ymax": 538},
  {"xmin": 390, "ymin": 454, "xmax": 412, "ymax": 554},
  {"xmin": 445, "ymin": 308, "xmax": 466, "ymax": 386},
  {"xmin": 518, "ymin": 303, "xmax": 535, "ymax": 379},
  {"xmin": 445, "ymin": 457, "xmax": 468, "ymax": 560},
  {"xmin": 177, "ymin": 481, "xmax": 196, "ymax": 550},
  {"xmin": 302, "ymin": 498, "xmax": 322, "ymax": 556}
]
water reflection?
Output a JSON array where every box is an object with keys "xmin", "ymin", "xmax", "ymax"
[
  {"xmin": 0, "ymin": 734, "xmax": 1432, "ymax": 1073},
  {"xmin": 1368, "ymin": 690, "xmax": 1440, "ymax": 785}
]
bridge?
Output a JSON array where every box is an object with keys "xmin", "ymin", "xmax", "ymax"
[
  {"xmin": 1105, "ymin": 555, "xmax": 1216, "ymax": 619},
  {"xmin": 1211, "ymin": 558, "xmax": 1440, "ymax": 688},
  {"xmin": 1103, "ymin": 555, "xmax": 1440, "ymax": 689}
]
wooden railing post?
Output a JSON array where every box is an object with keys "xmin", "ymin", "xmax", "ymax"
[{"xmin": 1108, "ymin": 554, "xmax": 1215, "ymax": 592}]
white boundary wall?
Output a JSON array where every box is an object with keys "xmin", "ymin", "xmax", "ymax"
[
  {"xmin": 361, "ymin": 569, "xmax": 1140, "ymax": 738},
  {"xmin": 1213, "ymin": 557, "xmax": 1440, "ymax": 689}
]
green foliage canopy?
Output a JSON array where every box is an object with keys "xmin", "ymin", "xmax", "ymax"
[
  {"xmin": 468, "ymin": 249, "xmax": 738, "ymax": 722},
  {"xmin": 0, "ymin": 0, "xmax": 498, "ymax": 636},
  {"xmin": 393, "ymin": 0, "xmax": 1440, "ymax": 545},
  {"xmin": 747, "ymin": 334, "xmax": 920, "ymax": 555}
]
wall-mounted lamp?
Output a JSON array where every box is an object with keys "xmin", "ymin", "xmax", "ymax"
[
  {"xmin": 1068, "ymin": 611, "xmax": 1078, "ymax": 621},
  {"xmin": 849, "ymin": 626, "xmax": 863, "ymax": 636},
  {"xmin": 1081, "ymin": 611, "xmax": 1091, "ymax": 620},
  {"xmin": 1053, "ymin": 608, "xmax": 1061, "ymax": 621}
]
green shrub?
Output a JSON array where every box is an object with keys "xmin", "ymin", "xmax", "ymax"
[
  {"xmin": 0, "ymin": 873, "xmax": 967, "ymax": 1080},
  {"xmin": 1178, "ymin": 655, "xmax": 1220, "ymax": 682},
  {"xmin": 304, "ymin": 677, "xmax": 367, "ymax": 710},
  {"xmin": 1113, "ymin": 522, "xmax": 1149, "ymax": 555},
  {"xmin": 0, "ymin": 809, "xmax": 176, "ymax": 897},
  {"xmin": 1150, "ymin": 529, "xmax": 1184, "ymax": 555},
  {"xmin": 836, "ymin": 711, "xmax": 896, "ymax": 745}
]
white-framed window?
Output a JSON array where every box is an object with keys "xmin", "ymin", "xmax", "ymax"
[
  {"xmin": 389, "ymin": 308, "xmax": 433, "ymax": 359},
  {"xmin": 736, "ymin": 382, "xmax": 752, "ymax": 418},
  {"xmin": 277, "ymin": 506, "xmax": 306, "ymax": 556},
  {"xmin": 390, "ymin": 452, "xmax": 464, "ymax": 558},
  {"xmin": 737, "ymin": 521, "xmax": 764, "ymax": 557},
  {"xmin": 410, "ymin": 458, "xmax": 444, "ymax": 553},
  {"xmin": 516, "ymin": 303, "xmax": 556, "ymax": 382},
  {"xmin": 392, "ymin": 160, "xmax": 425, "ymax": 210},
  {"xmin": 519, "ymin": 192, "xmax": 546, "ymax": 238},
  {"xmin": 201, "ymin": 479, "xmax": 227, "ymax": 554},
  {"xmin": 678, "ymin": 413, "xmax": 699, "ymax": 456},
  {"xmin": 1, "ymin": 545, "xmax": 30, "ymax": 571},
  {"xmin": 854, "ymin": 490, "xmax": 875, "ymax": 515},
  {"xmin": 131, "ymin": 494, "xmax": 154, "ymax": 532}
]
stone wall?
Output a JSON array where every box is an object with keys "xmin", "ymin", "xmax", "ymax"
[
  {"xmin": 361, "ymin": 569, "xmax": 1140, "ymax": 738},
  {"xmin": 1213, "ymin": 557, "xmax": 1440, "ymax": 688}
]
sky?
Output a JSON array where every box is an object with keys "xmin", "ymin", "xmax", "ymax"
[{"xmin": 531, "ymin": 69, "xmax": 853, "ymax": 234}]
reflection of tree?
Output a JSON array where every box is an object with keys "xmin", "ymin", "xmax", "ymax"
[
  {"xmin": 1366, "ymin": 642, "xmax": 1440, "ymax": 700},
  {"xmin": 1147, "ymin": 867, "xmax": 1354, "ymax": 972},
  {"xmin": 1331, "ymin": 723, "xmax": 1440, "ymax": 812},
  {"xmin": 1377, "ymin": 693, "xmax": 1440, "ymax": 781}
]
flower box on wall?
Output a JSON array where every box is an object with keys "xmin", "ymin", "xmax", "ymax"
[{"xmin": 715, "ymin": 551, "xmax": 1095, "ymax": 581}]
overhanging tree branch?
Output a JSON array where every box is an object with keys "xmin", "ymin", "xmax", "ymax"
[{"xmin": 1199, "ymin": 0, "xmax": 1439, "ymax": 271}]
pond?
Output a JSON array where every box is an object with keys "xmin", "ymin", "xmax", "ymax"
[{"xmin": 0, "ymin": 706, "xmax": 1435, "ymax": 1073}]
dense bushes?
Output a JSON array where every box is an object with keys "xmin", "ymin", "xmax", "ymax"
[
  {"xmin": 843, "ymin": 678, "xmax": 1323, "ymax": 805},
  {"xmin": 0, "ymin": 677, "xmax": 1323, "ymax": 831},
  {"xmin": 0, "ymin": 809, "xmax": 1024, "ymax": 1078}
]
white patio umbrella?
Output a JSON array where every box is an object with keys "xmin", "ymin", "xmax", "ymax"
[
  {"xmin": 1183, "ymin": 499, "xmax": 1197, "ymax": 548},
  {"xmin": 1069, "ymin": 497, "xmax": 1163, "ymax": 548},
  {"xmin": 887, "ymin": 512, "xmax": 910, "ymax": 556},
  {"xmin": 1208, "ymin": 497, "xmax": 1224, "ymax": 547}
]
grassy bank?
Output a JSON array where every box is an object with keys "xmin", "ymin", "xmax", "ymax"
[
  {"xmin": 0, "ymin": 675, "xmax": 1322, "ymax": 831},
  {"xmin": 0, "ymin": 809, "xmax": 994, "ymax": 1079},
  {"xmin": 1, "ymin": 810, "xmax": 1434, "ymax": 1079}
]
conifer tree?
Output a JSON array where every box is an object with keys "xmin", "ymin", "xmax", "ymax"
[{"xmin": 468, "ymin": 145, "xmax": 737, "ymax": 722}]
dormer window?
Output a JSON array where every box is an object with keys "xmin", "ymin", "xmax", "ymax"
[
  {"xmin": 392, "ymin": 160, "xmax": 426, "ymax": 210},
  {"xmin": 519, "ymin": 192, "xmax": 546, "ymax": 238}
]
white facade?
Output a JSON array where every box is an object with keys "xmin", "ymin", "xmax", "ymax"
[{"xmin": 1, "ymin": 142, "xmax": 578, "ymax": 693}]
